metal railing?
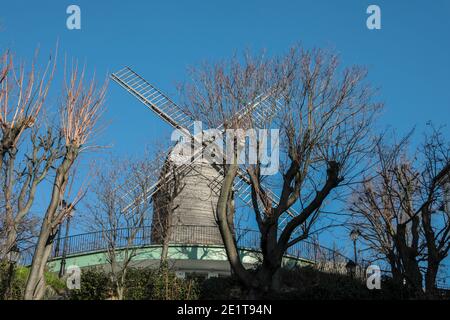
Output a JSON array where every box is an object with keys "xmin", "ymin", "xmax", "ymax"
[
  {"xmin": 50, "ymin": 225, "xmax": 350, "ymax": 266},
  {"xmin": 40, "ymin": 224, "xmax": 449, "ymax": 289}
]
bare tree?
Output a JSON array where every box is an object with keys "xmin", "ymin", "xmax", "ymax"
[
  {"xmin": 86, "ymin": 156, "xmax": 156, "ymax": 300},
  {"xmin": 419, "ymin": 127, "xmax": 450, "ymax": 294},
  {"xmin": 350, "ymin": 135, "xmax": 423, "ymax": 292},
  {"xmin": 350, "ymin": 127, "xmax": 450, "ymax": 297},
  {"xmin": 80, "ymin": 143, "xmax": 185, "ymax": 299},
  {"xmin": 181, "ymin": 47, "xmax": 381, "ymax": 297},
  {"xmin": 0, "ymin": 49, "xmax": 56, "ymax": 258},
  {"xmin": 24, "ymin": 63, "xmax": 107, "ymax": 300}
]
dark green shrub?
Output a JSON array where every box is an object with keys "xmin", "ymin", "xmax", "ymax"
[
  {"xmin": 69, "ymin": 268, "xmax": 112, "ymax": 300},
  {"xmin": 263, "ymin": 266, "xmax": 417, "ymax": 300},
  {"xmin": 199, "ymin": 276, "xmax": 241, "ymax": 300},
  {"xmin": 148, "ymin": 266, "xmax": 199, "ymax": 300},
  {"xmin": 124, "ymin": 266, "xmax": 200, "ymax": 300},
  {"xmin": 271, "ymin": 266, "xmax": 372, "ymax": 300},
  {"xmin": 123, "ymin": 268, "xmax": 155, "ymax": 300},
  {"xmin": 197, "ymin": 266, "xmax": 416, "ymax": 300},
  {"xmin": 67, "ymin": 266, "xmax": 199, "ymax": 300}
]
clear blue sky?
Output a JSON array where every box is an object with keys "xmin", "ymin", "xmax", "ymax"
[
  {"xmin": 1, "ymin": 0, "xmax": 449, "ymax": 282},
  {"xmin": 1, "ymin": 0, "xmax": 449, "ymax": 151}
]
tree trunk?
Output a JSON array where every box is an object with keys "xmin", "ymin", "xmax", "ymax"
[
  {"xmin": 2, "ymin": 150, "xmax": 16, "ymax": 257},
  {"xmin": 116, "ymin": 271, "xmax": 126, "ymax": 300},
  {"xmin": 3, "ymin": 228, "xmax": 17, "ymax": 258},
  {"xmin": 246, "ymin": 261, "xmax": 280, "ymax": 299},
  {"xmin": 422, "ymin": 206, "xmax": 441, "ymax": 297},
  {"xmin": 252, "ymin": 224, "xmax": 283, "ymax": 297},
  {"xmin": 425, "ymin": 261, "xmax": 439, "ymax": 297},
  {"xmin": 24, "ymin": 224, "xmax": 53, "ymax": 300},
  {"xmin": 24, "ymin": 147, "xmax": 77, "ymax": 300},
  {"xmin": 160, "ymin": 222, "xmax": 172, "ymax": 266},
  {"xmin": 216, "ymin": 160, "xmax": 255, "ymax": 287},
  {"xmin": 242, "ymin": 224, "xmax": 283, "ymax": 299},
  {"xmin": 160, "ymin": 234, "xmax": 170, "ymax": 266},
  {"xmin": 396, "ymin": 224, "xmax": 423, "ymax": 294},
  {"xmin": 116, "ymin": 287, "xmax": 124, "ymax": 300},
  {"xmin": 387, "ymin": 252, "xmax": 403, "ymax": 286}
]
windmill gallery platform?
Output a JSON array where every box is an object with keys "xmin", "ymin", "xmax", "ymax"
[{"xmin": 47, "ymin": 225, "xmax": 349, "ymax": 279}]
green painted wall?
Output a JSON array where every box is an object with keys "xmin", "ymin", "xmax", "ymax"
[{"xmin": 47, "ymin": 244, "xmax": 312, "ymax": 272}]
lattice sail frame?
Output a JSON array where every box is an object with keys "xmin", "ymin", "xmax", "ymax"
[{"xmin": 111, "ymin": 66, "xmax": 299, "ymax": 231}]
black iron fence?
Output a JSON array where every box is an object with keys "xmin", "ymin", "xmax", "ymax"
[
  {"xmin": 16, "ymin": 224, "xmax": 448, "ymax": 289},
  {"xmin": 51, "ymin": 225, "xmax": 350, "ymax": 266}
]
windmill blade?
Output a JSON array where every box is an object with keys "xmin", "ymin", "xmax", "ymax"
[
  {"xmin": 178, "ymin": 91, "xmax": 289, "ymax": 221},
  {"xmin": 217, "ymin": 90, "xmax": 283, "ymax": 131},
  {"xmin": 206, "ymin": 90, "xmax": 296, "ymax": 230},
  {"xmin": 207, "ymin": 163, "xmax": 299, "ymax": 220},
  {"xmin": 236, "ymin": 169, "xmax": 299, "ymax": 220},
  {"xmin": 120, "ymin": 149, "xmax": 201, "ymax": 213},
  {"xmin": 111, "ymin": 66, "xmax": 220, "ymax": 171},
  {"xmin": 231, "ymin": 171, "xmax": 301, "ymax": 235},
  {"xmin": 115, "ymin": 147, "xmax": 171, "ymax": 210},
  {"xmin": 113, "ymin": 67, "xmax": 286, "ymax": 216},
  {"xmin": 120, "ymin": 127, "xmax": 219, "ymax": 213},
  {"xmin": 111, "ymin": 67, "xmax": 194, "ymax": 134},
  {"xmin": 252, "ymin": 96, "xmax": 283, "ymax": 128},
  {"xmin": 111, "ymin": 66, "xmax": 201, "ymax": 213}
]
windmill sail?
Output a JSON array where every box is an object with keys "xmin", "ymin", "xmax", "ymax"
[
  {"xmin": 208, "ymin": 165, "xmax": 299, "ymax": 219},
  {"xmin": 217, "ymin": 89, "xmax": 283, "ymax": 131},
  {"xmin": 111, "ymin": 67, "xmax": 199, "ymax": 211},
  {"xmin": 111, "ymin": 66, "xmax": 298, "ymax": 232},
  {"xmin": 111, "ymin": 67, "xmax": 194, "ymax": 133}
]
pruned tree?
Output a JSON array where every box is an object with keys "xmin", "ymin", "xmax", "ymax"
[
  {"xmin": 350, "ymin": 126, "xmax": 450, "ymax": 297},
  {"xmin": 181, "ymin": 47, "xmax": 381, "ymax": 298},
  {"xmin": 0, "ymin": 49, "xmax": 57, "ymax": 258},
  {"xmin": 24, "ymin": 63, "xmax": 107, "ymax": 300}
]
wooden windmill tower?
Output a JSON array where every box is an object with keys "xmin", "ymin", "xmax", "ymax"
[{"xmin": 111, "ymin": 67, "xmax": 300, "ymax": 246}]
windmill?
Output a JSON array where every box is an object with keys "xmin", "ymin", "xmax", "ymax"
[{"xmin": 110, "ymin": 67, "xmax": 299, "ymax": 246}]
